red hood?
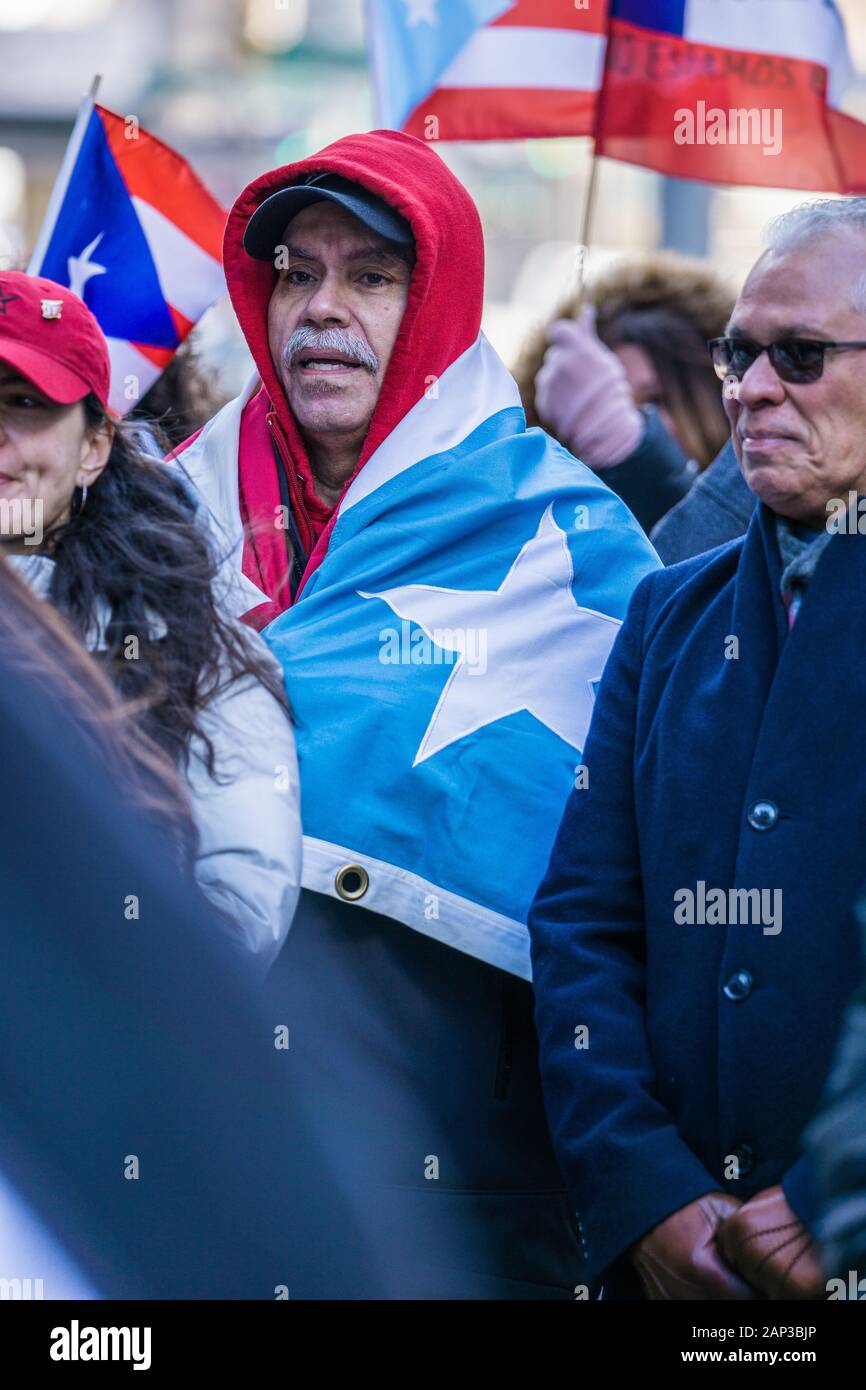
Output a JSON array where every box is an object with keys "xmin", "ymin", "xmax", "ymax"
[{"xmin": 223, "ymin": 130, "xmax": 485, "ymax": 590}]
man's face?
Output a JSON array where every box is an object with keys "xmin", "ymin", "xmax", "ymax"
[
  {"xmin": 267, "ymin": 200, "xmax": 412, "ymax": 449},
  {"xmin": 725, "ymin": 229, "xmax": 866, "ymax": 527}
]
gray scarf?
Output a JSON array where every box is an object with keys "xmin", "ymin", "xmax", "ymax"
[{"xmin": 775, "ymin": 515, "xmax": 833, "ymax": 604}]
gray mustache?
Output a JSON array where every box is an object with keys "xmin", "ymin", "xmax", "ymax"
[{"xmin": 284, "ymin": 326, "xmax": 379, "ymax": 373}]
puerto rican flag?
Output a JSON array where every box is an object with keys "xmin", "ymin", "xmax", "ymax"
[
  {"xmin": 176, "ymin": 335, "xmax": 658, "ymax": 977},
  {"xmin": 365, "ymin": 0, "xmax": 606, "ymax": 140},
  {"xmin": 28, "ymin": 100, "xmax": 226, "ymax": 415},
  {"xmin": 599, "ymin": 0, "xmax": 866, "ymax": 191},
  {"xmin": 366, "ymin": 0, "xmax": 866, "ymax": 193}
]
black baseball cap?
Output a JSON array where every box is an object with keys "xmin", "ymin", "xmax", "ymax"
[{"xmin": 244, "ymin": 172, "xmax": 414, "ymax": 260}]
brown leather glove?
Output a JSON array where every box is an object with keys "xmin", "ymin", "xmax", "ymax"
[
  {"xmin": 716, "ymin": 1186, "xmax": 825, "ymax": 1299},
  {"xmin": 631, "ymin": 1192, "xmax": 756, "ymax": 1300}
]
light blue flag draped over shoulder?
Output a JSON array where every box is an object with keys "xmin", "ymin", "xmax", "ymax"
[{"xmin": 264, "ymin": 334, "xmax": 660, "ymax": 980}]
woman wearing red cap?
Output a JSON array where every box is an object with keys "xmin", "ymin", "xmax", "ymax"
[{"xmin": 0, "ymin": 272, "xmax": 301, "ymax": 966}]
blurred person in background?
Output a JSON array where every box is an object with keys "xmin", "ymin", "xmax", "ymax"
[
  {"xmin": 0, "ymin": 271, "xmax": 300, "ymax": 966},
  {"xmin": 0, "ymin": 559, "xmax": 389, "ymax": 1298},
  {"xmin": 130, "ymin": 335, "xmax": 229, "ymax": 453},
  {"xmin": 514, "ymin": 252, "xmax": 735, "ymax": 533},
  {"xmin": 529, "ymin": 197, "xmax": 866, "ymax": 1300}
]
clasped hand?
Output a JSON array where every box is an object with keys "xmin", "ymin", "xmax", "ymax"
[{"xmin": 630, "ymin": 1187, "xmax": 824, "ymax": 1300}]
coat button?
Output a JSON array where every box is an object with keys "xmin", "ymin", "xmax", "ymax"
[
  {"xmin": 335, "ymin": 864, "xmax": 369, "ymax": 901},
  {"xmin": 747, "ymin": 799, "xmax": 778, "ymax": 831},
  {"xmin": 723, "ymin": 970, "xmax": 753, "ymax": 1002},
  {"xmin": 731, "ymin": 1143, "xmax": 757, "ymax": 1177}
]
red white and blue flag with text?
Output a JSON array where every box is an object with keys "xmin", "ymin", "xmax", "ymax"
[{"xmin": 366, "ymin": 0, "xmax": 866, "ymax": 192}]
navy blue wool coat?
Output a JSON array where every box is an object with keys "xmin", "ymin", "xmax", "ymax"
[{"xmin": 529, "ymin": 502, "xmax": 864, "ymax": 1288}]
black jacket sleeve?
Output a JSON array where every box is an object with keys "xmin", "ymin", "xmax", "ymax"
[
  {"xmin": 650, "ymin": 439, "xmax": 756, "ymax": 565},
  {"xmin": 598, "ymin": 407, "xmax": 698, "ymax": 535}
]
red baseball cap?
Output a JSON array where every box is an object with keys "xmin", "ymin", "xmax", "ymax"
[{"xmin": 0, "ymin": 270, "xmax": 114, "ymax": 414}]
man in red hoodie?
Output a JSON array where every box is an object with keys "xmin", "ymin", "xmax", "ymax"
[
  {"xmin": 255, "ymin": 176, "xmax": 415, "ymax": 495},
  {"xmin": 175, "ymin": 129, "xmax": 501, "ymax": 628},
  {"xmin": 235, "ymin": 166, "xmax": 416, "ymax": 615},
  {"xmin": 176, "ymin": 130, "xmax": 659, "ymax": 1298}
]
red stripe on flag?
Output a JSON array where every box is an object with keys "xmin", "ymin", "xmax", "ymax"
[
  {"xmin": 491, "ymin": 0, "xmax": 608, "ymax": 35},
  {"xmin": 97, "ymin": 105, "xmax": 226, "ymax": 261},
  {"xmin": 826, "ymin": 107, "xmax": 866, "ymax": 195},
  {"xmin": 168, "ymin": 303, "xmax": 196, "ymax": 343},
  {"xmin": 404, "ymin": 85, "xmax": 597, "ymax": 142},
  {"xmin": 595, "ymin": 19, "xmax": 866, "ymax": 193},
  {"xmin": 127, "ymin": 341, "xmax": 175, "ymax": 369}
]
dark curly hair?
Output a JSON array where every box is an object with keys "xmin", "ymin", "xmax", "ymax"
[{"xmin": 44, "ymin": 395, "xmax": 288, "ymax": 778}]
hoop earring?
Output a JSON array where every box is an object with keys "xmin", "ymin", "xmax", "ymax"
[{"xmin": 72, "ymin": 484, "xmax": 89, "ymax": 517}]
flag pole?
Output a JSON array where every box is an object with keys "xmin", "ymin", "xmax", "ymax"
[
  {"xmin": 362, "ymin": 0, "xmax": 389, "ymax": 128},
  {"xmin": 576, "ymin": 1, "xmax": 617, "ymax": 297},
  {"xmin": 28, "ymin": 74, "xmax": 102, "ymax": 275},
  {"xmin": 576, "ymin": 145, "xmax": 599, "ymax": 292}
]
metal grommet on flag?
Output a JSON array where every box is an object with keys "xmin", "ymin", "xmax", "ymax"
[{"xmin": 335, "ymin": 864, "xmax": 369, "ymax": 901}]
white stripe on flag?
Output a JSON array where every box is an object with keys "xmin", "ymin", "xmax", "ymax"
[
  {"xmin": 105, "ymin": 336, "xmax": 161, "ymax": 417},
  {"xmin": 339, "ymin": 333, "xmax": 521, "ymax": 517},
  {"xmin": 685, "ymin": 0, "xmax": 855, "ymax": 108},
  {"xmin": 132, "ymin": 196, "xmax": 225, "ymax": 323},
  {"xmin": 436, "ymin": 25, "xmax": 605, "ymax": 92},
  {"xmin": 302, "ymin": 836, "xmax": 532, "ymax": 980}
]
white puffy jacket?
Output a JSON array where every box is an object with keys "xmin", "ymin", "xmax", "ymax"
[{"xmin": 9, "ymin": 552, "xmax": 301, "ymax": 968}]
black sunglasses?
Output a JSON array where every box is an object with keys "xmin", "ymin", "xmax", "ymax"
[{"xmin": 708, "ymin": 335, "xmax": 866, "ymax": 385}]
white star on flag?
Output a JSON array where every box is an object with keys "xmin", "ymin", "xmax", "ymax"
[
  {"xmin": 359, "ymin": 503, "xmax": 622, "ymax": 765},
  {"xmin": 402, "ymin": 0, "xmax": 439, "ymax": 28},
  {"xmin": 67, "ymin": 232, "xmax": 108, "ymax": 300}
]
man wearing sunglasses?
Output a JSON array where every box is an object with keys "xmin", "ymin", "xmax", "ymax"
[{"xmin": 528, "ymin": 197, "xmax": 866, "ymax": 1299}]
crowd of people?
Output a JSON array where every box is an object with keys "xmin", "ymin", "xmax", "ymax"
[{"xmin": 2, "ymin": 127, "xmax": 865, "ymax": 1300}]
